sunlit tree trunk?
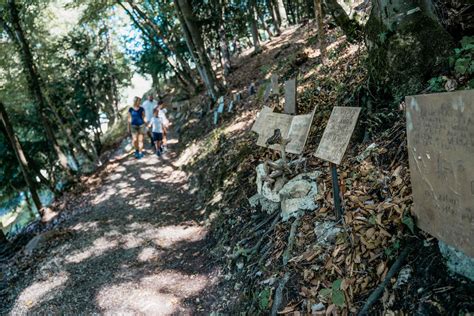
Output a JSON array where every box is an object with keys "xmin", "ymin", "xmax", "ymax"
[
  {"xmin": 0, "ymin": 102, "xmax": 43, "ymax": 216},
  {"xmin": 175, "ymin": 0, "xmax": 223, "ymax": 101},
  {"xmin": 249, "ymin": 0, "xmax": 262, "ymax": 52},
  {"xmin": 267, "ymin": 0, "xmax": 281, "ymax": 35},
  {"xmin": 276, "ymin": 0, "xmax": 289, "ymax": 27},
  {"xmin": 314, "ymin": 0, "xmax": 326, "ymax": 63}
]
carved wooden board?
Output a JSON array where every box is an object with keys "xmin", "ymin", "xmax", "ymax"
[
  {"xmin": 315, "ymin": 106, "xmax": 361, "ymax": 165},
  {"xmin": 284, "ymin": 78, "xmax": 297, "ymax": 114},
  {"xmin": 252, "ymin": 106, "xmax": 316, "ymax": 154},
  {"xmin": 406, "ymin": 90, "xmax": 474, "ymax": 257}
]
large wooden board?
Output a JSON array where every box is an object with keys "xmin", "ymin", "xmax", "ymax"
[
  {"xmin": 315, "ymin": 106, "xmax": 361, "ymax": 165},
  {"xmin": 406, "ymin": 90, "xmax": 474, "ymax": 257},
  {"xmin": 252, "ymin": 106, "xmax": 316, "ymax": 154},
  {"xmin": 284, "ymin": 78, "xmax": 297, "ymax": 114}
]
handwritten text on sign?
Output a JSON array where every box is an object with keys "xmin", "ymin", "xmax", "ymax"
[
  {"xmin": 315, "ymin": 107, "xmax": 361, "ymax": 165},
  {"xmin": 252, "ymin": 107, "xmax": 316, "ymax": 155},
  {"xmin": 406, "ymin": 90, "xmax": 474, "ymax": 257}
]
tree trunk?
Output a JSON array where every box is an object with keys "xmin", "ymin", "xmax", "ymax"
[
  {"xmin": 3, "ymin": 0, "xmax": 73, "ymax": 177},
  {"xmin": 276, "ymin": 0, "xmax": 289, "ymax": 27},
  {"xmin": 365, "ymin": 0, "xmax": 454, "ymax": 102},
  {"xmin": 249, "ymin": 0, "xmax": 262, "ymax": 53},
  {"xmin": 218, "ymin": 1, "xmax": 232, "ymax": 78},
  {"xmin": 324, "ymin": 0, "xmax": 361, "ymax": 41},
  {"xmin": 175, "ymin": 0, "xmax": 223, "ymax": 101},
  {"xmin": 0, "ymin": 102, "xmax": 43, "ymax": 215},
  {"xmin": 314, "ymin": 0, "xmax": 327, "ymax": 63},
  {"xmin": 267, "ymin": 0, "xmax": 282, "ymax": 35},
  {"xmin": 121, "ymin": 1, "xmax": 198, "ymax": 94}
]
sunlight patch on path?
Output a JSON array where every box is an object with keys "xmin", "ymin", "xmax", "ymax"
[{"xmin": 96, "ymin": 271, "xmax": 213, "ymax": 315}]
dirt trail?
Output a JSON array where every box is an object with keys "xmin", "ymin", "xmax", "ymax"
[{"xmin": 2, "ymin": 135, "xmax": 223, "ymax": 315}]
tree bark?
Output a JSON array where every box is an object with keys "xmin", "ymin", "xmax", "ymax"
[
  {"xmin": 324, "ymin": 0, "xmax": 361, "ymax": 41},
  {"xmin": 365, "ymin": 0, "xmax": 454, "ymax": 102},
  {"xmin": 314, "ymin": 0, "xmax": 327, "ymax": 63},
  {"xmin": 3, "ymin": 0, "xmax": 73, "ymax": 177},
  {"xmin": 217, "ymin": 0, "xmax": 232, "ymax": 78},
  {"xmin": 249, "ymin": 0, "xmax": 262, "ymax": 53},
  {"xmin": 175, "ymin": 0, "xmax": 223, "ymax": 100},
  {"xmin": 267, "ymin": 0, "xmax": 282, "ymax": 35},
  {"xmin": 0, "ymin": 102, "xmax": 43, "ymax": 215},
  {"xmin": 276, "ymin": 0, "xmax": 289, "ymax": 27}
]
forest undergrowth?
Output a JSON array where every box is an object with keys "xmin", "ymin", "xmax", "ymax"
[{"xmin": 175, "ymin": 24, "xmax": 474, "ymax": 314}]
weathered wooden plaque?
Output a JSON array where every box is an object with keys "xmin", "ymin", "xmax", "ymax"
[
  {"xmin": 263, "ymin": 83, "xmax": 272, "ymax": 103},
  {"xmin": 284, "ymin": 78, "xmax": 297, "ymax": 114},
  {"xmin": 252, "ymin": 106, "xmax": 316, "ymax": 154},
  {"xmin": 271, "ymin": 74, "xmax": 279, "ymax": 95},
  {"xmin": 315, "ymin": 106, "xmax": 361, "ymax": 165},
  {"xmin": 217, "ymin": 97, "xmax": 225, "ymax": 113},
  {"xmin": 286, "ymin": 107, "xmax": 316, "ymax": 154},
  {"xmin": 406, "ymin": 90, "xmax": 474, "ymax": 257}
]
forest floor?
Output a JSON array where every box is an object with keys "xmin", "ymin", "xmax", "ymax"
[{"xmin": 0, "ymin": 134, "xmax": 227, "ymax": 314}]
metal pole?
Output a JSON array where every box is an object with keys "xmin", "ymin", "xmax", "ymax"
[{"xmin": 331, "ymin": 162, "xmax": 342, "ymax": 219}]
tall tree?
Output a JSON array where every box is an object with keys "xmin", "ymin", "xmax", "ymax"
[
  {"xmin": 314, "ymin": 0, "xmax": 326, "ymax": 63},
  {"xmin": 249, "ymin": 0, "xmax": 262, "ymax": 53},
  {"xmin": 266, "ymin": 0, "xmax": 281, "ymax": 35},
  {"xmin": 0, "ymin": 102, "xmax": 43, "ymax": 215},
  {"xmin": 175, "ymin": 0, "xmax": 223, "ymax": 100},
  {"xmin": 1, "ymin": 0, "xmax": 73, "ymax": 176},
  {"xmin": 275, "ymin": 0, "xmax": 289, "ymax": 28}
]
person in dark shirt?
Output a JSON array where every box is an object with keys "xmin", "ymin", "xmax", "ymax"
[{"xmin": 128, "ymin": 96, "xmax": 146, "ymax": 159}]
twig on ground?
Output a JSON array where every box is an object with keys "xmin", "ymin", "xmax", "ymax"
[{"xmin": 271, "ymin": 272, "xmax": 290, "ymax": 316}]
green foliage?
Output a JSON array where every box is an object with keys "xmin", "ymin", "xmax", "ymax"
[
  {"xmin": 257, "ymin": 287, "xmax": 271, "ymax": 310},
  {"xmin": 402, "ymin": 212, "xmax": 415, "ymax": 234},
  {"xmin": 319, "ymin": 279, "xmax": 346, "ymax": 308},
  {"xmin": 384, "ymin": 239, "xmax": 401, "ymax": 259}
]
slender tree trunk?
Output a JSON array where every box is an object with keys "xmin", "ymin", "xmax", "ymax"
[
  {"xmin": 175, "ymin": 0, "xmax": 223, "ymax": 100},
  {"xmin": 217, "ymin": 0, "xmax": 232, "ymax": 78},
  {"xmin": 267, "ymin": 0, "xmax": 281, "ymax": 35},
  {"xmin": 0, "ymin": 102, "xmax": 43, "ymax": 215},
  {"xmin": 118, "ymin": 1, "xmax": 197, "ymax": 94},
  {"xmin": 314, "ymin": 0, "xmax": 326, "ymax": 63},
  {"xmin": 249, "ymin": 0, "xmax": 262, "ymax": 53},
  {"xmin": 276, "ymin": 0, "xmax": 289, "ymax": 27},
  {"xmin": 3, "ymin": 1, "xmax": 73, "ymax": 177}
]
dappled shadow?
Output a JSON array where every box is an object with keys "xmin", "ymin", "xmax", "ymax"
[{"xmin": 1, "ymin": 133, "xmax": 226, "ymax": 315}]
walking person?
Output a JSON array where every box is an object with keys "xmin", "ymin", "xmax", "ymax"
[
  {"xmin": 148, "ymin": 108, "xmax": 164, "ymax": 157},
  {"xmin": 142, "ymin": 94, "xmax": 157, "ymax": 148},
  {"xmin": 128, "ymin": 96, "xmax": 146, "ymax": 159},
  {"xmin": 157, "ymin": 100, "xmax": 170, "ymax": 152}
]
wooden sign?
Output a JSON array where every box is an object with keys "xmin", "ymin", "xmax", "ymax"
[
  {"xmin": 228, "ymin": 101, "xmax": 234, "ymax": 112},
  {"xmin": 263, "ymin": 83, "xmax": 272, "ymax": 103},
  {"xmin": 315, "ymin": 106, "xmax": 361, "ymax": 165},
  {"xmin": 252, "ymin": 107, "xmax": 316, "ymax": 155},
  {"xmin": 406, "ymin": 90, "xmax": 474, "ymax": 257},
  {"xmin": 284, "ymin": 78, "xmax": 297, "ymax": 114},
  {"xmin": 271, "ymin": 74, "xmax": 279, "ymax": 95},
  {"xmin": 217, "ymin": 96, "xmax": 225, "ymax": 113}
]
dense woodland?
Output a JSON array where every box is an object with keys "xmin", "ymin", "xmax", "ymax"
[{"xmin": 1, "ymin": 0, "xmax": 473, "ymax": 314}]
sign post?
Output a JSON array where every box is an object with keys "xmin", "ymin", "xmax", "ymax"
[{"xmin": 315, "ymin": 106, "xmax": 361, "ymax": 219}]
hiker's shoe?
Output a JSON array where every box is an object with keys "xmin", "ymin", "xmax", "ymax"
[
  {"xmin": 134, "ymin": 151, "xmax": 139, "ymax": 158},
  {"xmin": 156, "ymin": 150, "xmax": 161, "ymax": 157},
  {"xmin": 137, "ymin": 152, "xmax": 144, "ymax": 159}
]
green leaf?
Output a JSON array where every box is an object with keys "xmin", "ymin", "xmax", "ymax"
[
  {"xmin": 455, "ymin": 58, "xmax": 470, "ymax": 75},
  {"xmin": 319, "ymin": 288, "xmax": 332, "ymax": 298},
  {"xmin": 258, "ymin": 287, "xmax": 271, "ymax": 310},
  {"xmin": 332, "ymin": 289, "xmax": 345, "ymax": 307},
  {"xmin": 332, "ymin": 279, "xmax": 342, "ymax": 290},
  {"xmin": 402, "ymin": 214, "xmax": 415, "ymax": 234}
]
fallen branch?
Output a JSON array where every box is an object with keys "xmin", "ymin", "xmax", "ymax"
[
  {"xmin": 283, "ymin": 217, "xmax": 301, "ymax": 265},
  {"xmin": 358, "ymin": 245, "xmax": 414, "ymax": 315},
  {"xmin": 271, "ymin": 272, "xmax": 290, "ymax": 316}
]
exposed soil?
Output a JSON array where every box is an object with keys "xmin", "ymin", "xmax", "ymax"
[{"xmin": 0, "ymin": 135, "xmax": 227, "ymax": 315}]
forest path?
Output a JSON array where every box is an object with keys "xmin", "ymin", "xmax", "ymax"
[{"xmin": 3, "ymin": 134, "xmax": 223, "ymax": 315}]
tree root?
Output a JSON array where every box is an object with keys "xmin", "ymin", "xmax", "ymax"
[
  {"xmin": 283, "ymin": 217, "xmax": 300, "ymax": 265},
  {"xmin": 271, "ymin": 272, "xmax": 290, "ymax": 316}
]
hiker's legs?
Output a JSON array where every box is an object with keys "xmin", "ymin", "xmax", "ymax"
[
  {"xmin": 137, "ymin": 132, "xmax": 144, "ymax": 153},
  {"xmin": 132, "ymin": 129, "xmax": 139, "ymax": 151}
]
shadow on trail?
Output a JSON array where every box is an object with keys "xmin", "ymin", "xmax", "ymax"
[{"xmin": 1, "ymin": 137, "xmax": 225, "ymax": 315}]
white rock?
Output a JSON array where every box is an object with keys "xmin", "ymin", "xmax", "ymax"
[
  {"xmin": 279, "ymin": 172, "xmax": 319, "ymax": 221},
  {"xmin": 439, "ymin": 241, "xmax": 474, "ymax": 281},
  {"xmin": 314, "ymin": 221, "xmax": 342, "ymax": 247}
]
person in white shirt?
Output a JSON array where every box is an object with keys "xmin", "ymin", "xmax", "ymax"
[
  {"xmin": 142, "ymin": 94, "xmax": 157, "ymax": 148},
  {"xmin": 148, "ymin": 108, "xmax": 164, "ymax": 156},
  {"xmin": 157, "ymin": 100, "xmax": 169, "ymax": 151}
]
